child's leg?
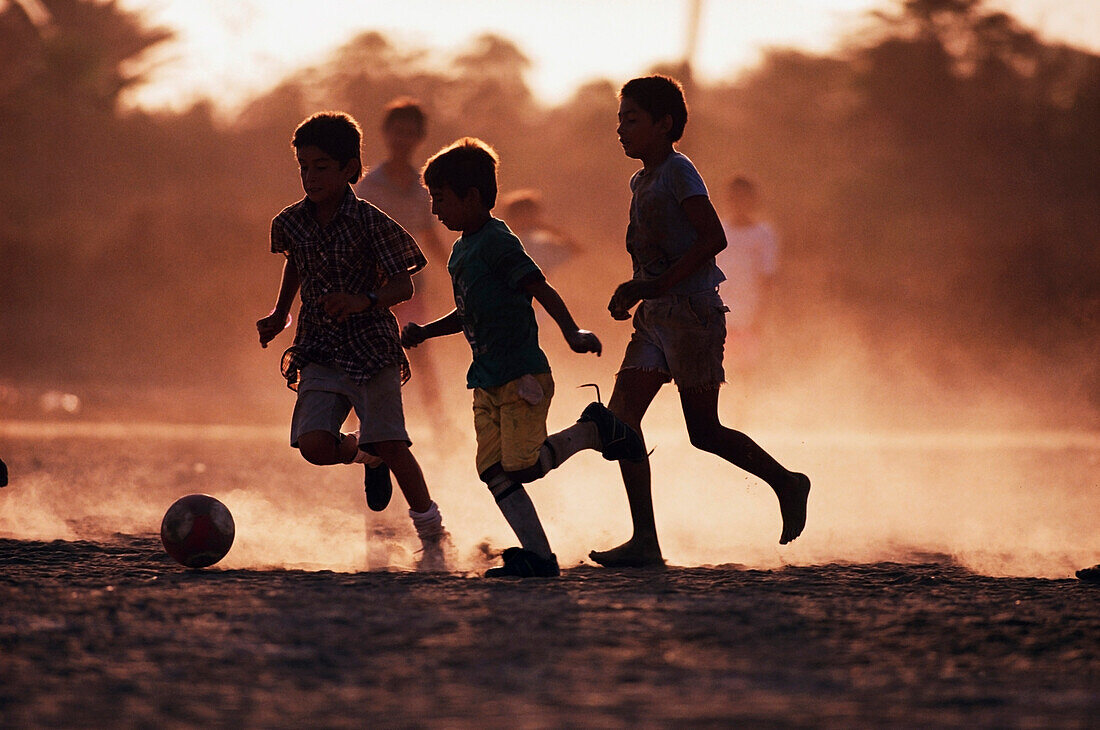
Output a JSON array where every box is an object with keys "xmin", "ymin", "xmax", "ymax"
[
  {"xmin": 482, "ymin": 463, "xmax": 553, "ymax": 560},
  {"xmin": 588, "ymin": 368, "xmax": 667, "ymax": 568},
  {"xmin": 290, "ymin": 366, "xmax": 357, "ymax": 466},
  {"xmin": 373, "ymin": 440, "xmax": 431, "ymax": 513},
  {"xmin": 680, "ymin": 388, "xmax": 810, "ymax": 544},
  {"xmin": 297, "ymin": 430, "xmax": 355, "ymax": 465},
  {"xmin": 472, "ymin": 379, "xmax": 558, "ymax": 572},
  {"xmin": 506, "ymin": 372, "xmax": 644, "ymax": 485},
  {"xmin": 373, "ymin": 439, "xmax": 449, "ymax": 570},
  {"xmin": 531, "ymin": 401, "xmax": 646, "ymax": 478}
]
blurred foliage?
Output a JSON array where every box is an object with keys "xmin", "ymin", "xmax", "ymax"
[{"xmin": 1, "ymin": 0, "xmax": 1097, "ymax": 423}]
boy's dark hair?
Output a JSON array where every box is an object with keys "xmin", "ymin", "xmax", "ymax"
[
  {"xmin": 291, "ymin": 111, "xmax": 363, "ymax": 182},
  {"xmin": 620, "ymin": 75, "xmax": 688, "ymax": 142},
  {"xmin": 382, "ymin": 97, "xmax": 427, "ymax": 134},
  {"xmin": 422, "ymin": 137, "xmax": 500, "ymax": 208}
]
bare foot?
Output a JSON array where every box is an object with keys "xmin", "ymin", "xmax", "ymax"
[
  {"xmin": 778, "ymin": 472, "xmax": 811, "ymax": 545},
  {"xmin": 588, "ymin": 539, "xmax": 665, "ymax": 568}
]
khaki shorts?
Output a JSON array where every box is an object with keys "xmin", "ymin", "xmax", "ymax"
[
  {"xmin": 472, "ymin": 372, "xmax": 555, "ymax": 476},
  {"xmin": 291, "ymin": 362, "xmax": 409, "ymax": 449},
  {"xmin": 618, "ymin": 290, "xmax": 728, "ymax": 392}
]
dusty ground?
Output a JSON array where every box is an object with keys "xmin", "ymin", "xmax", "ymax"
[
  {"xmin": 2, "ymin": 419, "xmax": 1099, "ymax": 727},
  {"xmin": 1, "ymin": 535, "xmax": 1098, "ymax": 729}
]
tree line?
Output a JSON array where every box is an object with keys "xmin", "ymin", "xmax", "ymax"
[{"xmin": 2, "ymin": 0, "xmax": 1097, "ymax": 423}]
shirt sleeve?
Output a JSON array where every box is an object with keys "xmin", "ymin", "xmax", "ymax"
[
  {"xmin": 369, "ymin": 210, "xmax": 428, "ymax": 278},
  {"xmin": 488, "ymin": 229, "xmax": 543, "ymax": 290},
  {"xmin": 270, "ymin": 215, "xmax": 290, "ymax": 256},
  {"xmin": 666, "ymin": 155, "xmax": 710, "ymax": 203}
]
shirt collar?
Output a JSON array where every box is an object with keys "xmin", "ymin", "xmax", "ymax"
[{"xmin": 300, "ymin": 185, "xmax": 358, "ymax": 223}]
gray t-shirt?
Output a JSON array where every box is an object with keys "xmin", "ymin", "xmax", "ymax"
[{"xmin": 626, "ymin": 152, "xmax": 725, "ymax": 296}]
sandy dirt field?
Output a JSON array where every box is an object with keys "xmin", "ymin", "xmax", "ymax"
[
  {"xmin": 1, "ymin": 536, "xmax": 1098, "ymax": 728},
  {"xmin": 1, "ymin": 419, "xmax": 1098, "ymax": 727}
]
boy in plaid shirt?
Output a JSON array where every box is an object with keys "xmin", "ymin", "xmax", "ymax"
[{"xmin": 256, "ymin": 111, "xmax": 448, "ymax": 571}]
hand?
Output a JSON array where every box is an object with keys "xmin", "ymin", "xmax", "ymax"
[
  {"xmin": 608, "ymin": 279, "xmax": 658, "ymax": 320},
  {"xmin": 401, "ymin": 322, "xmax": 426, "ymax": 348},
  {"xmin": 320, "ymin": 292, "xmax": 370, "ymax": 322},
  {"xmin": 257, "ymin": 311, "xmax": 291, "ymax": 348},
  {"xmin": 565, "ymin": 329, "xmax": 602, "ymax": 356}
]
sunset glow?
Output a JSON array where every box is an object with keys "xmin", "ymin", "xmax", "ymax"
[{"xmin": 116, "ymin": 0, "xmax": 1100, "ymax": 113}]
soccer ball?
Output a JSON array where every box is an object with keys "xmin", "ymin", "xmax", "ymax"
[{"xmin": 160, "ymin": 494, "xmax": 235, "ymax": 568}]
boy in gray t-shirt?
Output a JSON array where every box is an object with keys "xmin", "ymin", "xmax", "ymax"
[{"xmin": 590, "ymin": 76, "xmax": 811, "ymax": 568}]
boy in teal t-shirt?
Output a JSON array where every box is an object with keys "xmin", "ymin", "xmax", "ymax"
[
  {"xmin": 447, "ymin": 217, "xmax": 550, "ymax": 389},
  {"xmin": 402, "ymin": 137, "xmax": 645, "ymax": 578}
]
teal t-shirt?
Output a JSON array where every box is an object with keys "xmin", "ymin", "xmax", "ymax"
[{"xmin": 448, "ymin": 218, "xmax": 550, "ymax": 389}]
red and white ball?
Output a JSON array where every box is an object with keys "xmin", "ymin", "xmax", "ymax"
[{"xmin": 160, "ymin": 494, "xmax": 235, "ymax": 568}]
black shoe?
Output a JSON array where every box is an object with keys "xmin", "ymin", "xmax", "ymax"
[
  {"xmin": 485, "ymin": 547, "xmax": 560, "ymax": 578},
  {"xmin": 579, "ymin": 402, "xmax": 646, "ymax": 462},
  {"xmin": 364, "ymin": 463, "xmax": 392, "ymax": 512}
]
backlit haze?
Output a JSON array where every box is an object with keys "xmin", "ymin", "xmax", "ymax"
[
  {"xmin": 2, "ymin": 0, "xmax": 1098, "ymax": 577},
  {"xmin": 116, "ymin": 0, "xmax": 1100, "ymax": 113}
]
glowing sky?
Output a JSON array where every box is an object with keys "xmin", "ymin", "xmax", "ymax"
[{"xmin": 112, "ymin": 0, "xmax": 1100, "ymax": 112}]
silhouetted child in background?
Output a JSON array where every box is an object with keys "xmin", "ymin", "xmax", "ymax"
[
  {"xmin": 500, "ymin": 188, "xmax": 584, "ymax": 339},
  {"xmin": 355, "ymin": 97, "xmax": 455, "ymax": 441},
  {"xmin": 499, "ymin": 189, "xmax": 580, "ymax": 275},
  {"xmin": 589, "ymin": 76, "xmax": 810, "ymax": 568},
  {"xmin": 256, "ymin": 111, "xmax": 448, "ymax": 571},
  {"xmin": 716, "ymin": 175, "xmax": 778, "ymax": 378},
  {"xmin": 402, "ymin": 138, "xmax": 645, "ymax": 577}
]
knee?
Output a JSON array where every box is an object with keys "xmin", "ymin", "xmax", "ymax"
[
  {"xmin": 504, "ymin": 463, "xmax": 543, "ymax": 484},
  {"xmin": 480, "ymin": 464, "xmax": 515, "ymax": 503},
  {"xmin": 297, "ymin": 431, "xmax": 336, "ymax": 465}
]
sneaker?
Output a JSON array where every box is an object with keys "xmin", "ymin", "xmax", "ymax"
[
  {"xmin": 485, "ymin": 547, "xmax": 560, "ymax": 578},
  {"xmin": 578, "ymin": 402, "xmax": 646, "ymax": 462},
  {"xmin": 416, "ymin": 532, "xmax": 452, "ymax": 573},
  {"xmin": 364, "ymin": 463, "xmax": 393, "ymax": 512}
]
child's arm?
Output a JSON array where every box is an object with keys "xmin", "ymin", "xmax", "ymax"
[
  {"xmin": 257, "ymin": 257, "xmax": 300, "ymax": 348},
  {"xmin": 401, "ymin": 309, "xmax": 463, "ymax": 349},
  {"xmin": 525, "ymin": 276, "xmax": 602, "ymax": 356},
  {"xmin": 321, "ymin": 271, "xmax": 415, "ymax": 322},
  {"xmin": 609, "ymin": 195, "xmax": 727, "ymax": 320}
]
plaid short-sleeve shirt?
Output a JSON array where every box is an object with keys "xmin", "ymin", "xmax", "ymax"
[{"xmin": 271, "ymin": 186, "xmax": 427, "ymax": 390}]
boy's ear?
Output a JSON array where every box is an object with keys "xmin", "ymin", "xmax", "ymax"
[
  {"xmin": 342, "ymin": 158, "xmax": 362, "ymax": 182},
  {"xmin": 658, "ymin": 113, "xmax": 674, "ymax": 138},
  {"xmin": 462, "ymin": 187, "xmax": 483, "ymax": 206}
]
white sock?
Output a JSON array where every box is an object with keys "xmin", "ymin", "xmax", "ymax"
[
  {"xmin": 539, "ymin": 421, "xmax": 599, "ymax": 473},
  {"xmin": 409, "ymin": 501, "xmax": 445, "ymax": 540},
  {"xmin": 486, "ymin": 473, "xmax": 552, "ymax": 559}
]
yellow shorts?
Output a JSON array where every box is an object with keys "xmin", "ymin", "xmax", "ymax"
[{"xmin": 472, "ymin": 372, "xmax": 555, "ymax": 476}]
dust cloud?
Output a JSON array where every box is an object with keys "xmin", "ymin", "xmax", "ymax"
[
  {"xmin": 2, "ymin": 337, "xmax": 1098, "ymax": 580},
  {"xmin": 3, "ymin": 0, "xmax": 1098, "ymax": 578}
]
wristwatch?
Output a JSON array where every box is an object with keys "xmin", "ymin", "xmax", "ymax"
[{"xmin": 366, "ymin": 292, "xmax": 379, "ymax": 307}]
